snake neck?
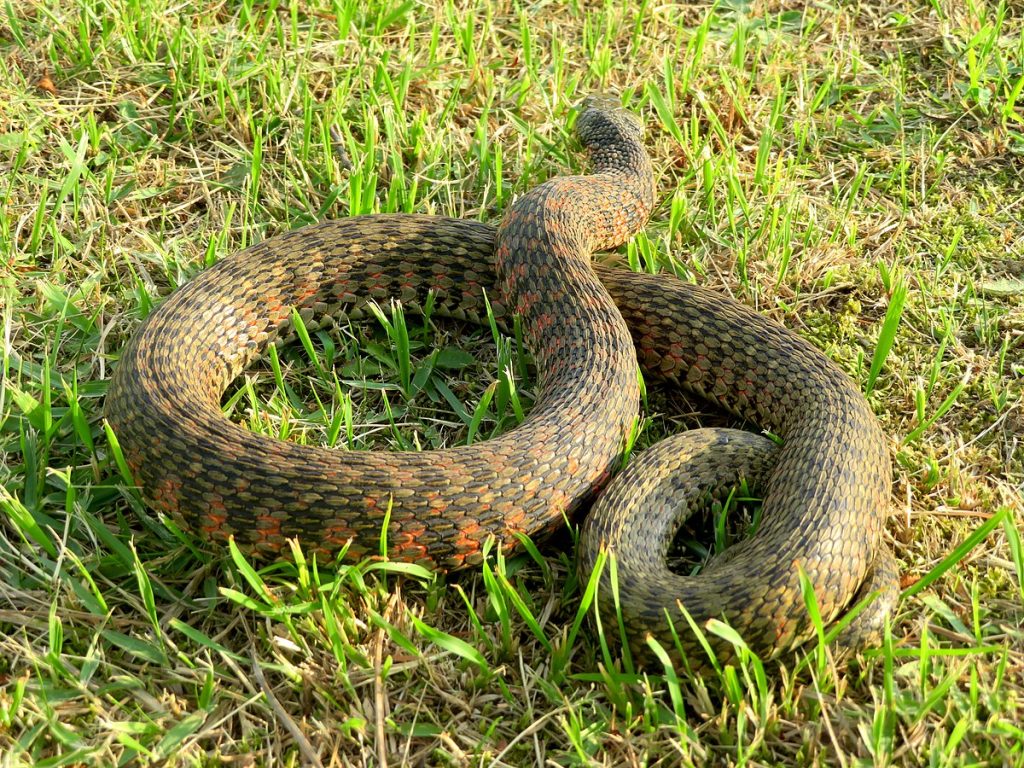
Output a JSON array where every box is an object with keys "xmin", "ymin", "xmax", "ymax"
[
  {"xmin": 492, "ymin": 180, "xmax": 642, "ymax": 437},
  {"xmin": 491, "ymin": 101, "xmax": 653, "ymax": 428},
  {"xmin": 575, "ymin": 98, "xmax": 656, "ymax": 239}
]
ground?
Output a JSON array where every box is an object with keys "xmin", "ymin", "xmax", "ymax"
[{"xmin": 1, "ymin": 0, "xmax": 1023, "ymax": 766}]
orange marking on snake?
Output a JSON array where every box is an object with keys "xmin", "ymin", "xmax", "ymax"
[
  {"xmin": 323, "ymin": 520, "xmax": 358, "ymax": 550},
  {"xmin": 531, "ymin": 311, "xmax": 555, "ymax": 334},
  {"xmin": 152, "ymin": 476, "xmax": 182, "ymax": 516},
  {"xmin": 453, "ymin": 535, "xmax": 482, "ymax": 558},
  {"xmin": 257, "ymin": 515, "xmax": 282, "ymax": 539},
  {"xmin": 393, "ymin": 524, "xmax": 429, "ymax": 560},
  {"xmin": 200, "ymin": 511, "xmax": 227, "ymax": 536}
]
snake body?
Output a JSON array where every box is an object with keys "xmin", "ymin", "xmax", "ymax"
[{"xmin": 105, "ymin": 99, "xmax": 896, "ymax": 661}]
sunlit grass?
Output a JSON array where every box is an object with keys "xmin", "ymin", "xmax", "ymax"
[{"xmin": 2, "ymin": 0, "xmax": 1023, "ymax": 765}]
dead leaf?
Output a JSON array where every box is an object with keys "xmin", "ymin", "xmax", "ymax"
[{"xmin": 36, "ymin": 72, "xmax": 57, "ymax": 97}]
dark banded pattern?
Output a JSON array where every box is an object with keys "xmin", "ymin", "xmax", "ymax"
[{"xmin": 105, "ymin": 97, "xmax": 896, "ymax": 662}]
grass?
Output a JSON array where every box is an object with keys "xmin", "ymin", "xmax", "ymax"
[{"xmin": 2, "ymin": 0, "xmax": 1023, "ymax": 765}]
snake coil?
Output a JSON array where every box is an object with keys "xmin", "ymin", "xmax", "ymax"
[{"xmin": 106, "ymin": 97, "xmax": 896, "ymax": 663}]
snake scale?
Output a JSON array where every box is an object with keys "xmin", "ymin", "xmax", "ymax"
[{"xmin": 106, "ymin": 97, "xmax": 898, "ymax": 663}]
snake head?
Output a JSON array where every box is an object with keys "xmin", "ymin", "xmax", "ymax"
[{"xmin": 574, "ymin": 94, "xmax": 645, "ymax": 147}]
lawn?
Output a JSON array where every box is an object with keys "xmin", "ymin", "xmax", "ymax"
[{"xmin": 2, "ymin": 0, "xmax": 1023, "ymax": 765}]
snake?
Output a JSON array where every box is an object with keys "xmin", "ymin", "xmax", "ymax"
[{"xmin": 105, "ymin": 96, "xmax": 898, "ymax": 664}]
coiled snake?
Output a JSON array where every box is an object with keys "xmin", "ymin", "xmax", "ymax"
[{"xmin": 106, "ymin": 97, "xmax": 897, "ymax": 663}]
